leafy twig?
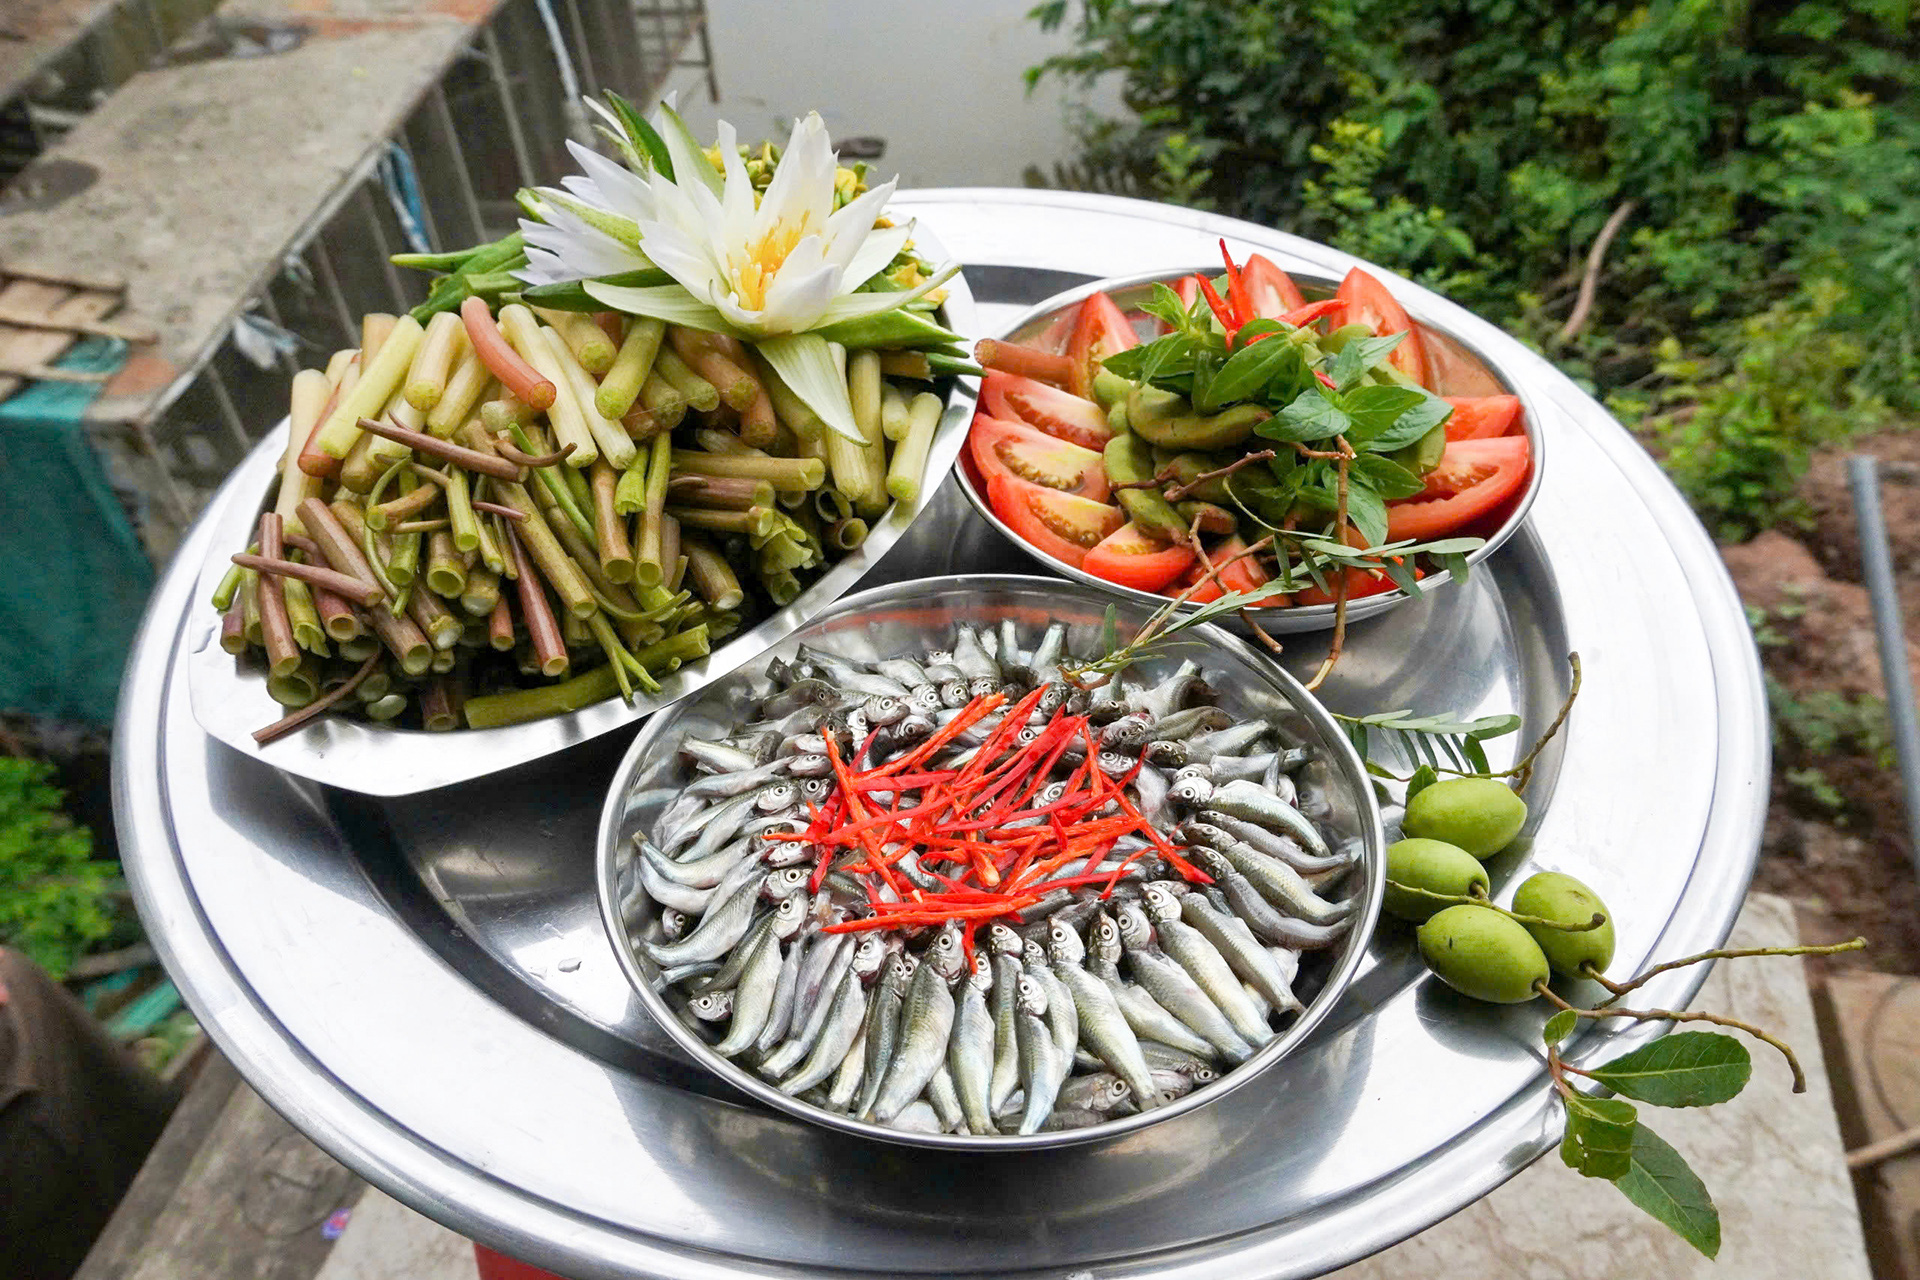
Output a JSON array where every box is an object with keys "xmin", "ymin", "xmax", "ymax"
[
  {"xmin": 1166, "ymin": 449, "xmax": 1276, "ymax": 500},
  {"xmin": 1534, "ymin": 981, "xmax": 1813, "ymax": 1093}
]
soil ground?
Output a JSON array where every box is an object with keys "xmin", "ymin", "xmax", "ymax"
[{"xmin": 1722, "ymin": 430, "xmax": 1920, "ymax": 975}]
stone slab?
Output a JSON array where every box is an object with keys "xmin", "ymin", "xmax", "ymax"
[
  {"xmin": 1324, "ymin": 893, "xmax": 1871, "ymax": 1279},
  {"xmin": 0, "ymin": 1, "xmax": 496, "ymax": 424},
  {"xmin": 1817, "ymin": 971, "xmax": 1920, "ymax": 1280},
  {"xmin": 312, "ymin": 1188, "xmax": 475, "ymax": 1280}
]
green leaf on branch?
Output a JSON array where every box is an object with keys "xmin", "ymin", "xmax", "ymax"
[
  {"xmin": 1544, "ymin": 1009, "xmax": 1579, "ymax": 1045},
  {"xmin": 1587, "ymin": 1032, "xmax": 1752, "ymax": 1107},
  {"xmin": 1210, "ymin": 336, "xmax": 1309, "ymax": 405},
  {"xmin": 1344, "ymin": 479, "xmax": 1390, "ymax": 547},
  {"xmin": 1560, "ymin": 1092, "xmax": 1638, "ymax": 1180},
  {"xmin": 1613, "ymin": 1122, "xmax": 1722, "ymax": 1258}
]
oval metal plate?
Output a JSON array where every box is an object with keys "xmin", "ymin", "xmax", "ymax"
[{"xmin": 181, "ymin": 225, "xmax": 978, "ymax": 796}]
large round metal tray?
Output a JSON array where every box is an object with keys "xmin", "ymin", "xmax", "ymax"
[
  {"xmin": 597, "ymin": 574, "xmax": 1386, "ymax": 1150},
  {"xmin": 116, "ymin": 191, "xmax": 1767, "ymax": 1279},
  {"xmin": 957, "ymin": 267, "xmax": 1546, "ymax": 632},
  {"xmin": 180, "ymin": 226, "xmax": 978, "ymax": 797}
]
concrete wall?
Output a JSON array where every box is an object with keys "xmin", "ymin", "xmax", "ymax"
[{"xmin": 664, "ymin": 0, "xmax": 1124, "ymax": 190}]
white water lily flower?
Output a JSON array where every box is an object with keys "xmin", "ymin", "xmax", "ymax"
[
  {"xmin": 633, "ymin": 112, "xmax": 924, "ymax": 337},
  {"xmin": 522, "ymin": 102, "xmax": 958, "ymax": 439}
]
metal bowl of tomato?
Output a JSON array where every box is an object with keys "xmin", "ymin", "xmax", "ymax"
[{"xmin": 956, "ymin": 261, "xmax": 1545, "ymax": 634}]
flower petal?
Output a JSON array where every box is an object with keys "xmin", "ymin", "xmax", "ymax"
[
  {"xmin": 631, "ymin": 217, "xmax": 726, "ymax": 299},
  {"xmin": 586, "ymin": 282, "xmax": 735, "ymax": 333},
  {"xmin": 757, "ymin": 332, "xmax": 862, "ymax": 440},
  {"xmin": 841, "ymin": 220, "xmax": 913, "ymax": 291},
  {"xmin": 818, "ymin": 181, "xmax": 897, "ymax": 269},
  {"xmin": 565, "ymin": 138, "xmax": 656, "ymax": 222},
  {"xmin": 515, "ymin": 211, "xmax": 649, "ymax": 284},
  {"xmin": 756, "ymin": 236, "xmax": 840, "ymax": 334},
  {"xmin": 754, "ymin": 113, "xmax": 836, "ymax": 248},
  {"xmin": 812, "ymin": 262, "xmax": 962, "ymax": 325},
  {"xmin": 714, "ymin": 120, "xmax": 757, "ymax": 250},
  {"xmin": 652, "ymin": 100, "xmax": 723, "ymax": 196}
]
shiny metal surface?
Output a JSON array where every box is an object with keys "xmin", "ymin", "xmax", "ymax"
[
  {"xmin": 958, "ymin": 268, "xmax": 1546, "ymax": 632},
  {"xmin": 596, "ymin": 575, "xmax": 1386, "ymax": 1149},
  {"xmin": 116, "ymin": 190, "xmax": 1768, "ymax": 1278},
  {"xmin": 180, "ymin": 227, "xmax": 978, "ymax": 797}
]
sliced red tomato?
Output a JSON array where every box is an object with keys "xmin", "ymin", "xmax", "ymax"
[
  {"xmin": 1213, "ymin": 535, "xmax": 1271, "ymax": 595},
  {"xmin": 1083, "ymin": 522, "xmax": 1196, "ymax": 592},
  {"xmin": 986, "ymin": 473, "xmax": 1125, "ymax": 571},
  {"xmin": 969, "ymin": 414, "xmax": 1109, "ymax": 501},
  {"xmin": 1443, "ymin": 395, "xmax": 1523, "ymax": 441},
  {"xmin": 1333, "ymin": 267, "xmax": 1429, "ymax": 388},
  {"xmin": 1067, "ymin": 291, "xmax": 1138, "ymax": 399},
  {"xmin": 1179, "ymin": 536, "xmax": 1279, "ymax": 604},
  {"xmin": 1294, "ymin": 566, "xmax": 1421, "ymax": 606},
  {"xmin": 1242, "ymin": 254, "xmax": 1307, "ymax": 318},
  {"xmin": 1385, "ymin": 436, "xmax": 1532, "ymax": 542},
  {"xmin": 981, "ymin": 371, "xmax": 1113, "ymax": 451}
]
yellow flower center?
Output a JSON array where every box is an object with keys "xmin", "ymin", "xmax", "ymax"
[{"xmin": 729, "ymin": 218, "xmax": 808, "ymax": 311}]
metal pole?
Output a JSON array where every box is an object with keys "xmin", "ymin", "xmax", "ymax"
[{"xmin": 1847, "ymin": 454, "xmax": 1920, "ymax": 882}]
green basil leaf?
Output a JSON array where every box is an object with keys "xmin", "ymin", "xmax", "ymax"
[
  {"xmin": 1367, "ymin": 394, "xmax": 1454, "ymax": 451},
  {"xmin": 1329, "ymin": 331, "xmax": 1408, "ymax": 389},
  {"xmin": 1262, "ymin": 388, "xmax": 1351, "ymax": 442},
  {"xmin": 1210, "ymin": 336, "xmax": 1308, "ymax": 405},
  {"xmin": 1587, "ymin": 1032, "xmax": 1752, "ymax": 1108},
  {"xmin": 1138, "ymin": 282, "xmax": 1191, "ymax": 332},
  {"xmin": 1353, "ymin": 453, "xmax": 1425, "ymax": 499},
  {"xmin": 1189, "ymin": 343, "xmax": 1226, "ymax": 413},
  {"xmin": 1343, "ymin": 480, "xmax": 1389, "ymax": 547},
  {"xmin": 1342, "ymin": 385, "xmax": 1427, "ymax": 442},
  {"xmin": 1613, "ymin": 1122, "xmax": 1721, "ymax": 1258}
]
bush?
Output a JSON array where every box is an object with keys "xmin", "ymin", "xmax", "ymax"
[
  {"xmin": 1027, "ymin": 0, "xmax": 1920, "ymax": 536},
  {"xmin": 0, "ymin": 757, "xmax": 114, "ymax": 977}
]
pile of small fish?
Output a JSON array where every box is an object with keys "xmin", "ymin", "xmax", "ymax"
[{"xmin": 628, "ymin": 619, "xmax": 1358, "ymax": 1136}]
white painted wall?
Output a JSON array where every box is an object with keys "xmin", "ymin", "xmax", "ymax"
[{"xmin": 662, "ymin": 0, "xmax": 1123, "ymax": 190}]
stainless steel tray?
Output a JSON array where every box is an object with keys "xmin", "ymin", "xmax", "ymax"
[
  {"xmin": 181, "ymin": 228, "xmax": 978, "ymax": 797},
  {"xmin": 117, "ymin": 191, "xmax": 1767, "ymax": 1279}
]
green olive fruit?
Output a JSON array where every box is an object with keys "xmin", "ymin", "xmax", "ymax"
[
  {"xmin": 1383, "ymin": 838, "xmax": 1491, "ymax": 923},
  {"xmin": 1417, "ymin": 904, "xmax": 1551, "ymax": 1004},
  {"xmin": 1512, "ymin": 871, "xmax": 1616, "ymax": 979},
  {"xmin": 1402, "ymin": 778, "xmax": 1528, "ymax": 858}
]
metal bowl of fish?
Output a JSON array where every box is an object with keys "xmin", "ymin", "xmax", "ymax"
[{"xmin": 596, "ymin": 574, "xmax": 1384, "ymax": 1149}]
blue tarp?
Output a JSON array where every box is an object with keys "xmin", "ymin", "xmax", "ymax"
[{"xmin": 0, "ymin": 339, "xmax": 154, "ymax": 724}]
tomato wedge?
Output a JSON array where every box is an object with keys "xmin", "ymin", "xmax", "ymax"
[
  {"xmin": 1067, "ymin": 291, "xmax": 1139, "ymax": 399},
  {"xmin": 1443, "ymin": 395, "xmax": 1522, "ymax": 441},
  {"xmin": 969, "ymin": 414, "xmax": 1109, "ymax": 501},
  {"xmin": 1333, "ymin": 267, "xmax": 1429, "ymax": 388},
  {"xmin": 1180, "ymin": 535, "xmax": 1279, "ymax": 604},
  {"xmin": 981, "ymin": 371, "xmax": 1113, "ymax": 451},
  {"xmin": 1294, "ymin": 566, "xmax": 1421, "ymax": 606},
  {"xmin": 1083, "ymin": 522, "xmax": 1196, "ymax": 593},
  {"xmin": 1242, "ymin": 254, "xmax": 1307, "ymax": 317},
  {"xmin": 1385, "ymin": 436, "xmax": 1532, "ymax": 542},
  {"xmin": 985, "ymin": 473, "xmax": 1125, "ymax": 571}
]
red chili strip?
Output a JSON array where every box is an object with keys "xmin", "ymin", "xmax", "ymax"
[{"xmin": 1219, "ymin": 240, "xmax": 1252, "ymax": 332}]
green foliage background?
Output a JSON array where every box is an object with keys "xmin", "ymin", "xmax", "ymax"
[
  {"xmin": 1027, "ymin": 0, "xmax": 1919, "ymax": 540},
  {"xmin": 0, "ymin": 757, "xmax": 113, "ymax": 977}
]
